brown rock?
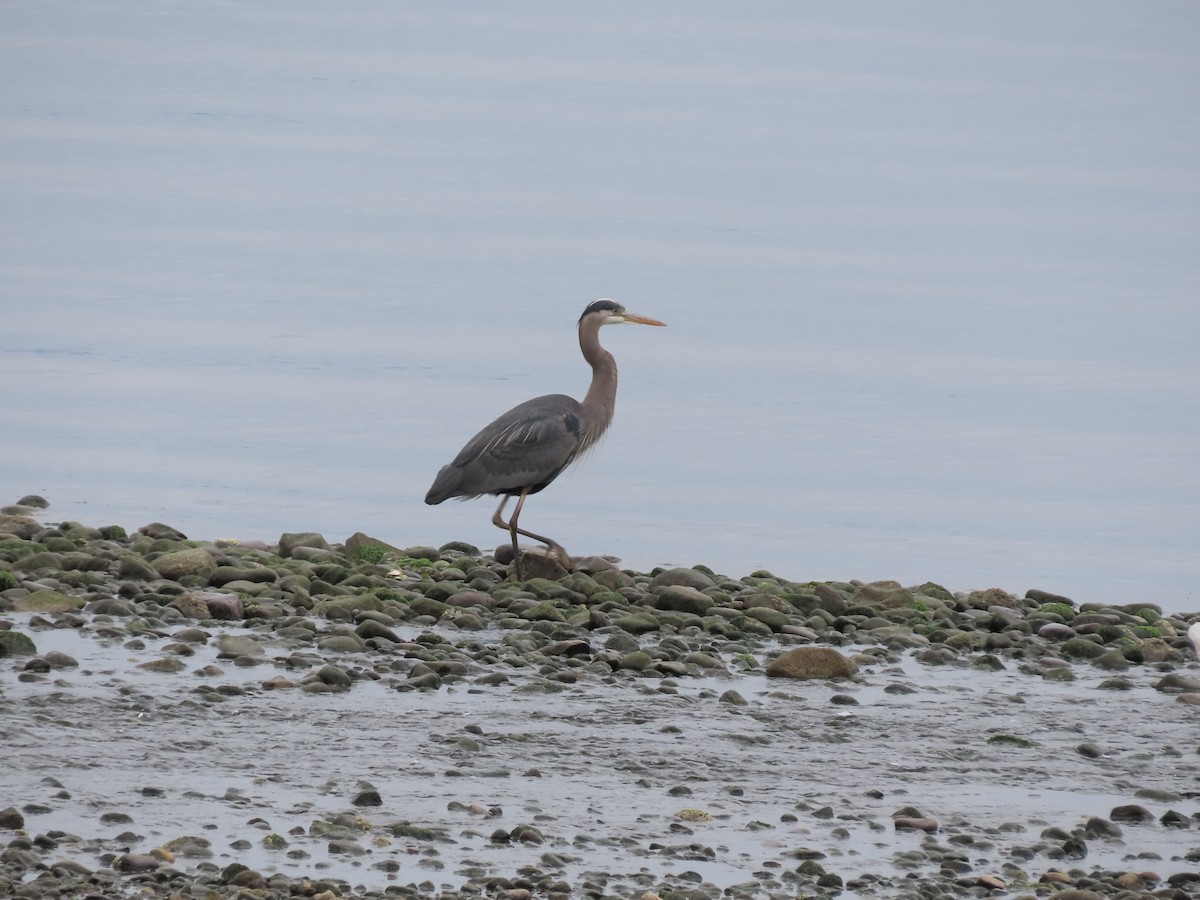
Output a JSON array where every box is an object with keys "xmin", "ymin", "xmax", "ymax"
[
  {"xmin": 766, "ymin": 647, "xmax": 858, "ymax": 680},
  {"xmin": 153, "ymin": 548, "xmax": 216, "ymax": 580},
  {"xmin": 893, "ymin": 816, "xmax": 938, "ymax": 832}
]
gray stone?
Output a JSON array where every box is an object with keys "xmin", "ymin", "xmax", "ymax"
[
  {"xmin": 652, "ymin": 584, "xmax": 714, "ymax": 616},
  {"xmin": 278, "ymin": 532, "xmax": 331, "ymax": 557},
  {"xmin": 648, "ymin": 567, "xmax": 715, "ymax": 591}
]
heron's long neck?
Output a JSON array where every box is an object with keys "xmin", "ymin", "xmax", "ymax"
[{"xmin": 579, "ymin": 320, "xmax": 617, "ymax": 448}]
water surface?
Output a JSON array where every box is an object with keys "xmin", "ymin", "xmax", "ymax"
[{"xmin": 1, "ymin": 3, "xmax": 1197, "ymax": 610}]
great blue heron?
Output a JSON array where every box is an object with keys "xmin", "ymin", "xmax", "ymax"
[{"xmin": 425, "ymin": 298, "xmax": 666, "ymax": 578}]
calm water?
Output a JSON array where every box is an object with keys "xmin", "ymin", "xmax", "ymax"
[{"xmin": 2, "ymin": 3, "xmax": 1197, "ymax": 611}]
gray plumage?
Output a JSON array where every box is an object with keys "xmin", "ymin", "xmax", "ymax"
[{"xmin": 425, "ymin": 298, "xmax": 665, "ymax": 577}]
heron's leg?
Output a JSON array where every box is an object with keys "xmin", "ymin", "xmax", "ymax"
[
  {"xmin": 490, "ymin": 495, "xmax": 512, "ymax": 532},
  {"xmin": 506, "ymin": 492, "xmax": 571, "ymax": 570},
  {"xmin": 490, "ymin": 494, "xmax": 523, "ymax": 579},
  {"xmin": 507, "ymin": 489, "xmax": 529, "ymax": 580}
]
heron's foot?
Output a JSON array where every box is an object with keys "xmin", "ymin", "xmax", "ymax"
[
  {"xmin": 504, "ymin": 545, "xmax": 572, "ymax": 581},
  {"xmin": 538, "ymin": 539, "xmax": 572, "ymax": 572}
]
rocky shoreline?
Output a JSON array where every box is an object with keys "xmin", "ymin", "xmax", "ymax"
[{"xmin": 1, "ymin": 494, "xmax": 1198, "ymax": 900}]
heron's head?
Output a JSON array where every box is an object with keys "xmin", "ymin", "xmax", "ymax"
[{"xmin": 580, "ymin": 298, "xmax": 666, "ymax": 328}]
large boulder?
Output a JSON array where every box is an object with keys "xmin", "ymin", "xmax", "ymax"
[
  {"xmin": 153, "ymin": 548, "xmax": 216, "ymax": 581},
  {"xmin": 766, "ymin": 647, "xmax": 858, "ymax": 680}
]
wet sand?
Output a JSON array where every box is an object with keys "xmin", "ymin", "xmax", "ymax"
[{"xmin": 3, "ymin": 613, "xmax": 1198, "ymax": 899}]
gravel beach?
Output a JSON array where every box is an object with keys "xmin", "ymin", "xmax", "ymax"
[{"xmin": 1, "ymin": 495, "xmax": 1198, "ymax": 900}]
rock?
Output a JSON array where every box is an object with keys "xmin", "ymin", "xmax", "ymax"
[
  {"xmin": 1156, "ymin": 673, "xmax": 1200, "ymax": 693},
  {"xmin": 1083, "ymin": 816, "xmax": 1121, "ymax": 838},
  {"xmin": 511, "ymin": 550, "xmax": 569, "ymax": 581},
  {"xmin": 351, "ymin": 789, "xmax": 382, "ymax": 807},
  {"xmin": 1037, "ymin": 623, "xmax": 1075, "ymax": 640},
  {"xmin": 1110, "ymin": 803, "xmax": 1154, "ymax": 823},
  {"xmin": 345, "ymin": 532, "xmax": 401, "ymax": 562},
  {"xmin": 1026, "ymin": 588, "xmax": 1076, "ymax": 606},
  {"xmin": 0, "ymin": 513, "xmax": 40, "ymax": 538},
  {"xmin": 43, "ymin": 649, "xmax": 78, "ymax": 668},
  {"xmin": 138, "ymin": 522, "xmax": 188, "ymax": 540},
  {"xmin": 0, "ymin": 807, "xmax": 24, "ymax": 829},
  {"xmin": 613, "ymin": 612, "xmax": 661, "ymax": 634},
  {"xmin": 648, "ymin": 567, "xmax": 715, "ymax": 591},
  {"xmin": 1060, "ymin": 637, "xmax": 1106, "ymax": 660},
  {"xmin": 543, "ymin": 639, "xmax": 591, "ymax": 658},
  {"xmin": 171, "ymin": 593, "xmax": 211, "ymax": 619},
  {"xmin": 517, "ymin": 600, "xmax": 566, "ymax": 622},
  {"xmin": 139, "ymin": 656, "xmax": 187, "ymax": 673},
  {"xmin": 215, "ymin": 636, "xmax": 264, "ymax": 658},
  {"xmin": 652, "ymin": 584, "xmax": 714, "ymax": 616},
  {"xmin": 208, "ymin": 566, "xmax": 277, "ymax": 587},
  {"xmin": 812, "ymin": 583, "xmax": 849, "ymax": 613},
  {"xmin": 618, "ymin": 650, "xmax": 653, "ymax": 671},
  {"xmin": 396, "ymin": 671, "xmax": 441, "ymax": 691},
  {"xmin": 117, "ymin": 555, "xmax": 158, "ymax": 579},
  {"xmin": 766, "ymin": 647, "xmax": 858, "ymax": 680},
  {"xmin": 355, "ymin": 619, "xmax": 401, "ymax": 642},
  {"xmin": 11, "ymin": 551, "xmax": 62, "ymax": 572},
  {"xmin": 315, "ymin": 664, "xmax": 352, "ymax": 689},
  {"xmin": 963, "ymin": 587, "xmax": 1021, "ymax": 609},
  {"xmin": 743, "ymin": 606, "xmax": 791, "ymax": 632},
  {"xmin": 444, "ymin": 590, "xmax": 494, "ymax": 609},
  {"xmin": 203, "ymin": 593, "xmax": 244, "ymax": 620},
  {"xmin": 1093, "ymin": 649, "xmax": 1129, "ymax": 671},
  {"xmin": 290, "ymin": 545, "xmax": 343, "ymax": 564},
  {"xmin": 114, "ymin": 853, "xmax": 161, "ymax": 872},
  {"xmin": 13, "ymin": 589, "xmax": 86, "ymax": 612},
  {"xmin": 278, "ymin": 532, "xmax": 331, "ymax": 557},
  {"xmin": 894, "ymin": 816, "xmax": 938, "ymax": 832},
  {"xmin": 0, "ymin": 630, "xmax": 37, "ymax": 655},
  {"xmin": 869, "ymin": 624, "xmax": 930, "ymax": 648},
  {"xmin": 153, "ymin": 548, "xmax": 216, "ymax": 580}
]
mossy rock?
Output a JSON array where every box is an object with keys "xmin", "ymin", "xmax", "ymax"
[
  {"xmin": 153, "ymin": 548, "xmax": 216, "ymax": 581},
  {"xmin": 315, "ymin": 595, "xmax": 385, "ymax": 616},
  {"xmin": 612, "ymin": 612, "xmax": 661, "ymax": 634},
  {"xmin": 518, "ymin": 601, "xmax": 566, "ymax": 622},
  {"xmin": 13, "ymin": 589, "xmax": 86, "ymax": 612},
  {"xmin": 0, "ymin": 630, "xmax": 37, "ymax": 655},
  {"xmin": 1038, "ymin": 602, "xmax": 1076, "ymax": 620},
  {"xmin": 742, "ymin": 606, "xmax": 791, "ymax": 632},
  {"xmin": 942, "ymin": 630, "xmax": 987, "ymax": 651},
  {"xmin": 11, "ymin": 551, "xmax": 63, "ymax": 572},
  {"xmin": 1060, "ymin": 637, "xmax": 1106, "ymax": 659}
]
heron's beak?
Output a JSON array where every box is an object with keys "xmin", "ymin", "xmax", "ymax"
[{"xmin": 621, "ymin": 312, "xmax": 667, "ymax": 327}]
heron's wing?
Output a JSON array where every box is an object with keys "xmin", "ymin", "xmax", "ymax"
[{"xmin": 426, "ymin": 394, "xmax": 584, "ymax": 502}]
